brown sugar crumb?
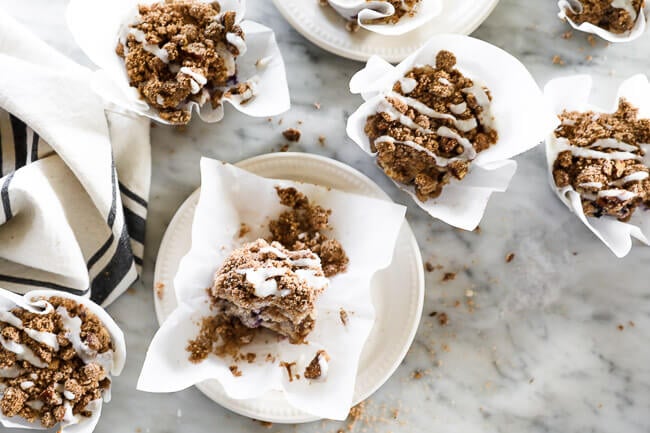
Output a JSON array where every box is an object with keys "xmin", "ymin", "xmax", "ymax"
[
  {"xmin": 187, "ymin": 314, "xmax": 256, "ymax": 363},
  {"xmin": 318, "ymin": 135, "xmax": 326, "ymax": 146},
  {"xmin": 364, "ymin": 50, "xmax": 498, "ymax": 202},
  {"xmin": 279, "ymin": 144, "xmax": 290, "ymax": 152},
  {"xmin": 314, "ymin": 102, "xmax": 321, "ymax": 110},
  {"xmin": 280, "ymin": 361, "xmax": 297, "ymax": 382},
  {"xmin": 505, "ymin": 252, "xmax": 515, "ymax": 263},
  {"xmin": 562, "ymin": 30, "xmax": 573, "ymax": 39},
  {"xmin": 552, "ymin": 55, "xmax": 565, "ymax": 65},
  {"xmin": 617, "ymin": 324, "xmax": 625, "ymax": 331},
  {"xmin": 269, "ymin": 187, "xmax": 349, "ymax": 277},
  {"xmin": 437, "ymin": 312, "xmax": 449, "ymax": 326},
  {"xmin": 282, "ymin": 128, "xmax": 301, "ymax": 142},
  {"xmin": 425, "ymin": 261, "xmax": 435, "ymax": 272},
  {"xmin": 238, "ymin": 223, "xmax": 251, "ymax": 238},
  {"xmin": 116, "ymin": 0, "xmax": 249, "ymax": 124},
  {"xmin": 303, "ymin": 350, "xmax": 330, "ymax": 380},
  {"xmin": 588, "ymin": 34, "xmax": 597, "ymax": 46},
  {"xmin": 229, "ymin": 365, "xmax": 242, "ymax": 377},
  {"xmin": 155, "ymin": 281, "xmax": 165, "ymax": 300},
  {"xmin": 564, "ymin": 0, "xmax": 644, "ymax": 34},
  {"xmin": 552, "ymin": 98, "xmax": 650, "ymax": 222},
  {"xmin": 441, "ymin": 272, "xmax": 456, "ymax": 282},
  {"xmin": 256, "ymin": 420, "xmax": 274, "ymax": 428},
  {"xmin": 339, "ymin": 308, "xmax": 349, "ymax": 326},
  {"xmin": 0, "ymin": 297, "xmax": 115, "ymax": 429}
]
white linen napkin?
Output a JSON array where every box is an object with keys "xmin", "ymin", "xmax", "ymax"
[{"xmin": 0, "ymin": 10, "xmax": 151, "ymax": 306}]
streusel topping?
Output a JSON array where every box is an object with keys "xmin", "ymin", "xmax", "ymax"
[
  {"xmin": 552, "ymin": 98, "xmax": 650, "ymax": 221},
  {"xmin": 364, "ymin": 50, "xmax": 498, "ymax": 201},
  {"xmin": 0, "ymin": 297, "xmax": 114, "ymax": 429},
  {"xmin": 564, "ymin": 0, "xmax": 644, "ymax": 34},
  {"xmin": 117, "ymin": 0, "xmax": 250, "ymax": 124}
]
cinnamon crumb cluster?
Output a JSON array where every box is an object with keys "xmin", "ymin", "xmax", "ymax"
[
  {"xmin": 364, "ymin": 50, "xmax": 498, "ymax": 201},
  {"xmin": 552, "ymin": 98, "xmax": 650, "ymax": 221},
  {"xmin": 564, "ymin": 0, "xmax": 644, "ymax": 34},
  {"xmin": 0, "ymin": 297, "xmax": 114, "ymax": 428},
  {"xmin": 269, "ymin": 187, "xmax": 349, "ymax": 277},
  {"xmin": 116, "ymin": 0, "xmax": 249, "ymax": 124}
]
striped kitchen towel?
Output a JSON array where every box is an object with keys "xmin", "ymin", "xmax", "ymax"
[{"xmin": 0, "ymin": 11, "xmax": 151, "ymax": 306}]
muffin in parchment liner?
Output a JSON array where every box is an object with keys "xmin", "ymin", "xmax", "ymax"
[
  {"xmin": 346, "ymin": 34, "xmax": 555, "ymax": 230},
  {"xmin": 0, "ymin": 289, "xmax": 126, "ymax": 433},
  {"xmin": 558, "ymin": 0, "xmax": 647, "ymax": 42},
  {"xmin": 544, "ymin": 74, "xmax": 650, "ymax": 257},
  {"xmin": 67, "ymin": 0, "xmax": 290, "ymax": 125}
]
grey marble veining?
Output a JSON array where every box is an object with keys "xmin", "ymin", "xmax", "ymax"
[{"xmin": 1, "ymin": 0, "xmax": 649, "ymax": 432}]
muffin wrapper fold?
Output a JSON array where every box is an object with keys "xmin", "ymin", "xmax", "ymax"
[
  {"xmin": 544, "ymin": 74, "xmax": 650, "ymax": 257},
  {"xmin": 137, "ymin": 158, "xmax": 406, "ymax": 420},
  {"xmin": 0, "ymin": 289, "xmax": 126, "ymax": 433},
  {"xmin": 558, "ymin": 0, "xmax": 647, "ymax": 42},
  {"xmin": 346, "ymin": 34, "xmax": 556, "ymax": 230},
  {"xmin": 66, "ymin": 0, "xmax": 290, "ymax": 124},
  {"xmin": 326, "ymin": 0, "xmax": 442, "ymax": 35}
]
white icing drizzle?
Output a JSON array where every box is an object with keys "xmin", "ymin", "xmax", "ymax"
[
  {"xmin": 598, "ymin": 189, "xmax": 638, "ymax": 200},
  {"xmin": 0, "ymin": 335, "xmax": 47, "ymax": 368},
  {"xmin": 215, "ymin": 43, "xmax": 237, "ymax": 77},
  {"xmin": 179, "ymin": 67, "xmax": 207, "ymax": 95},
  {"xmin": 26, "ymin": 400, "xmax": 44, "ymax": 411},
  {"xmin": 384, "ymin": 91, "xmax": 456, "ymax": 122},
  {"xmin": 0, "ymin": 310, "xmax": 59, "ymax": 350},
  {"xmin": 317, "ymin": 353, "xmax": 329, "ymax": 379},
  {"xmin": 554, "ymin": 137, "xmax": 642, "ymax": 161},
  {"xmin": 449, "ymin": 102, "xmax": 467, "ymax": 115},
  {"xmin": 578, "ymin": 181, "xmax": 603, "ymax": 189},
  {"xmin": 589, "ymin": 138, "xmax": 640, "ymax": 153},
  {"xmin": 437, "ymin": 126, "xmax": 477, "ymax": 160},
  {"xmin": 398, "ymin": 77, "xmax": 417, "ymax": 94},
  {"xmin": 237, "ymin": 267, "xmax": 288, "ymax": 297},
  {"xmin": 0, "ymin": 366, "xmax": 20, "ymax": 378},
  {"xmin": 20, "ymin": 381, "xmax": 34, "ymax": 390},
  {"xmin": 255, "ymin": 56, "xmax": 273, "ymax": 69},
  {"xmin": 126, "ymin": 28, "xmax": 169, "ymax": 64},
  {"xmin": 64, "ymin": 390, "xmax": 76, "ymax": 400},
  {"xmin": 612, "ymin": 171, "xmax": 649, "ymax": 186},
  {"xmin": 226, "ymin": 32, "xmax": 247, "ymax": 56},
  {"xmin": 259, "ymin": 245, "xmax": 288, "ymax": 259},
  {"xmin": 462, "ymin": 83, "xmax": 495, "ymax": 129},
  {"xmin": 56, "ymin": 307, "xmax": 114, "ymax": 374},
  {"xmin": 294, "ymin": 269, "xmax": 329, "ymax": 291}
]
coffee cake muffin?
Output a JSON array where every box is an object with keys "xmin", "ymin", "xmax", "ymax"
[
  {"xmin": 364, "ymin": 50, "xmax": 498, "ymax": 201},
  {"xmin": 210, "ymin": 239, "xmax": 328, "ymax": 344},
  {"xmin": 0, "ymin": 294, "xmax": 121, "ymax": 429},
  {"xmin": 116, "ymin": 0, "xmax": 251, "ymax": 124},
  {"xmin": 552, "ymin": 98, "xmax": 650, "ymax": 221},
  {"xmin": 563, "ymin": 0, "xmax": 644, "ymax": 34}
]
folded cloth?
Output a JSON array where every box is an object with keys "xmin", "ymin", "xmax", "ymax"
[{"xmin": 0, "ymin": 10, "xmax": 151, "ymax": 306}]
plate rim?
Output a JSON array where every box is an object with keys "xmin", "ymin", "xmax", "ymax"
[
  {"xmin": 152, "ymin": 152, "xmax": 425, "ymax": 423},
  {"xmin": 270, "ymin": 0, "xmax": 501, "ymax": 63}
]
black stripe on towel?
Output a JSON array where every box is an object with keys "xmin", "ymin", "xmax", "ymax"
[
  {"xmin": 1, "ymin": 172, "xmax": 15, "ymax": 221},
  {"xmin": 0, "ymin": 274, "xmax": 85, "ymax": 294},
  {"xmin": 107, "ymin": 162, "xmax": 117, "ymax": 228},
  {"xmin": 119, "ymin": 181, "xmax": 148, "ymax": 208},
  {"xmin": 30, "ymin": 131, "xmax": 39, "ymax": 163},
  {"xmin": 123, "ymin": 206, "xmax": 146, "ymax": 245},
  {"xmin": 9, "ymin": 115, "xmax": 27, "ymax": 171},
  {"xmin": 134, "ymin": 256, "xmax": 143, "ymax": 266},
  {"xmin": 86, "ymin": 233, "xmax": 115, "ymax": 270},
  {"xmin": 90, "ymin": 225, "xmax": 135, "ymax": 305}
]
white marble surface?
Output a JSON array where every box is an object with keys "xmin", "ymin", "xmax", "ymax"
[{"xmin": 2, "ymin": 1, "xmax": 650, "ymax": 432}]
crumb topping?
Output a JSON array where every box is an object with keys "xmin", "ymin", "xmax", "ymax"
[
  {"xmin": 552, "ymin": 98, "xmax": 650, "ymax": 221},
  {"xmin": 564, "ymin": 0, "xmax": 644, "ymax": 34},
  {"xmin": 116, "ymin": 0, "xmax": 250, "ymax": 124},
  {"xmin": 364, "ymin": 50, "xmax": 498, "ymax": 201},
  {"xmin": 363, "ymin": 0, "xmax": 421, "ymax": 25},
  {"xmin": 0, "ymin": 297, "xmax": 114, "ymax": 429},
  {"xmin": 269, "ymin": 187, "xmax": 349, "ymax": 277},
  {"xmin": 303, "ymin": 350, "xmax": 330, "ymax": 380}
]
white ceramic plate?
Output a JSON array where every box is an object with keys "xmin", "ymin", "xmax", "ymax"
[
  {"xmin": 153, "ymin": 152, "xmax": 424, "ymax": 423},
  {"xmin": 271, "ymin": 0, "xmax": 500, "ymax": 63}
]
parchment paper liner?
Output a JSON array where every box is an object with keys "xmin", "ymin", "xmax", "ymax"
[
  {"xmin": 66, "ymin": 0, "xmax": 290, "ymax": 124},
  {"xmin": 137, "ymin": 158, "xmax": 406, "ymax": 420},
  {"xmin": 346, "ymin": 34, "xmax": 556, "ymax": 230},
  {"xmin": 558, "ymin": 0, "xmax": 647, "ymax": 42},
  {"xmin": 0, "ymin": 289, "xmax": 126, "ymax": 433},
  {"xmin": 326, "ymin": 0, "xmax": 442, "ymax": 36},
  {"xmin": 544, "ymin": 74, "xmax": 650, "ymax": 257}
]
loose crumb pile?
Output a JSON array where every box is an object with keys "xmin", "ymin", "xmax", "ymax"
[
  {"xmin": 0, "ymin": 297, "xmax": 113, "ymax": 428},
  {"xmin": 564, "ymin": 0, "xmax": 644, "ymax": 34},
  {"xmin": 116, "ymin": 0, "xmax": 247, "ymax": 124},
  {"xmin": 364, "ymin": 50, "xmax": 498, "ymax": 201},
  {"xmin": 303, "ymin": 350, "xmax": 330, "ymax": 380},
  {"xmin": 552, "ymin": 98, "xmax": 650, "ymax": 221},
  {"xmin": 269, "ymin": 187, "xmax": 349, "ymax": 277}
]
